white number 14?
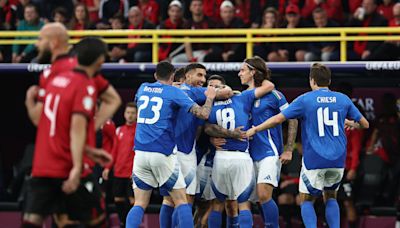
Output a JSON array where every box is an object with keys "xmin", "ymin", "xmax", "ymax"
[{"xmin": 317, "ymin": 107, "xmax": 339, "ymax": 137}]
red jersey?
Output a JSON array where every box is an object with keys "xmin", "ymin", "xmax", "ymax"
[
  {"xmin": 108, "ymin": 123, "xmax": 136, "ymax": 178},
  {"xmin": 139, "ymin": 0, "xmax": 159, "ymax": 25},
  {"xmin": 32, "ymin": 69, "xmax": 97, "ymax": 178},
  {"xmin": 102, "ymin": 120, "xmax": 116, "ymax": 153},
  {"xmin": 345, "ymin": 128, "xmax": 364, "ymax": 171}
]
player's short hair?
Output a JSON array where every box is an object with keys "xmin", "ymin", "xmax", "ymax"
[
  {"xmin": 207, "ymin": 74, "xmax": 226, "ymax": 85},
  {"xmin": 126, "ymin": 102, "xmax": 137, "ymax": 109},
  {"xmin": 156, "ymin": 61, "xmax": 175, "ymax": 80},
  {"xmin": 310, "ymin": 63, "xmax": 331, "ymax": 86},
  {"xmin": 174, "ymin": 67, "xmax": 185, "ymax": 82},
  {"xmin": 244, "ymin": 56, "xmax": 271, "ymax": 87},
  {"xmin": 184, "ymin": 63, "xmax": 206, "ymax": 75},
  {"xmin": 74, "ymin": 37, "xmax": 108, "ymax": 66}
]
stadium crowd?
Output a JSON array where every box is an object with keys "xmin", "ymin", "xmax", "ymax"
[{"xmin": 0, "ymin": 0, "xmax": 400, "ymax": 63}]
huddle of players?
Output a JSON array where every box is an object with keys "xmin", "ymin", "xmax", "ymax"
[
  {"xmin": 129, "ymin": 58, "xmax": 369, "ymax": 228},
  {"xmin": 24, "ymin": 23, "xmax": 121, "ymax": 228}
]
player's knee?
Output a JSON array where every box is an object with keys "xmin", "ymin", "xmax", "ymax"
[
  {"xmin": 278, "ymin": 193, "xmax": 295, "ymax": 205},
  {"xmin": 323, "ymin": 190, "xmax": 337, "ymax": 202},
  {"xmin": 300, "ymin": 193, "xmax": 315, "ymax": 203},
  {"xmin": 257, "ymin": 183, "xmax": 274, "ymax": 203},
  {"xmin": 225, "ymin": 200, "xmax": 238, "ymax": 216},
  {"xmin": 211, "ymin": 199, "xmax": 224, "ymax": 212}
]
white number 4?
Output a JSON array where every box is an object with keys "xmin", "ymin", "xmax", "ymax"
[{"xmin": 317, "ymin": 107, "xmax": 339, "ymax": 137}]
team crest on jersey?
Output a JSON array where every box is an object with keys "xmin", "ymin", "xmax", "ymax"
[
  {"xmin": 87, "ymin": 86, "xmax": 95, "ymax": 95},
  {"xmin": 83, "ymin": 96, "xmax": 94, "ymax": 111},
  {"xmin": 254, "ymin": 99, "xmax": 261, "ymax": 108}
]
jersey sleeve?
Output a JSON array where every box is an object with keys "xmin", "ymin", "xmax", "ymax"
[
  {"xmin": 190, "ymin": 87, "xmax": 207, "ymax": 104},
  {"xmin": 281, "ymin": 95, "xmax": 305, "ymax": 119},
  {"xmin": 274, "ymin": 90, "xmax": 289, "ymax": 111},
  {"xmin": 172, "ymin": 87, "xmax": 196, "ymax": 113},
  {"xmin": 241, "ymin": 89, "xmax": 256, "ymax": 104},
  {"xmin": 346, "ymin": 98, "xmax": 362, "ymax": 122},
  {"xmin": 93, "ymin": 74, "xmax": 110, "ymax": 95},
  {"xmin": 37, "ymin": 72, "xmax": 49, "ymax": 102},
  {"xmin": 72, "ymin": 81, "xmax": 95, "ymax": 119}
]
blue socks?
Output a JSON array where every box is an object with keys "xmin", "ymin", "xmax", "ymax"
[
  {"xmin": 239, "ymin": 210, "xmax": 253, "ymax": 228},
  {"xmin": 261, "ymin": 199, "xmax": 279, "ymax": 228},
  {"xmin": 160, "ymin": 204, "xmax": 174, "ymax": 228},
  {"xmin": 325, "ymin": 199, "xmax": 340, "ymax": 228},
  {"xmin": 171, "ymin": 203, "xmax": 192, "ymax": 228},
  {"xmin": 176, "ymin": 204, "xmax": 194, "ymax": 228},
  {"xmin": 226, "ymin": 216, "xmax": 239, "ymax": 227},
  {"xmin": 301, "ymin": 201, "xmax": 317, "ymax": 228},
  {"xmin": 208, "ymin": 210, "xmax": 222, "ymax": 228},
  {"xmin": 126, "ymin": 206, "xmax": 144, "ymax": 228}
]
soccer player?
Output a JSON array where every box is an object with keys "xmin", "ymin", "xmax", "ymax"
[
  {"xmin": 127, "ymin": 61, "xmax": 216, "ymax": 228},
  {"xmin": 240, "ymin": 56, "xmax": 298, "ymax": 228},
  {"xmin": 103, "ymin": 102, "xmax": 137, "ymax": 227},
  {"xmin": 22, "ymin": 37, "xmax": 108, "ymax": 228},
  {"xmin": 247, "ymin": 63, "xmax": 369, "ymax": 228},
  {"xmin": 204, "ymin": 62, "xmax": 275, "ymax": 228}
]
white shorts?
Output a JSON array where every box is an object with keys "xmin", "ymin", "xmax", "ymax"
[
  {"xmin": 299, "ymin": 160, "xmax": 344, "ymax": 196},
  {"xmin": 196, "ymin": 153, "xmax": 215, "ymax": 200},
  {"xmin": 249, "ymin": 156, "xmax": 282, "ymax": 202},
  {"xmin": 211, "ymin": 151, "xmax": 255, "ymax": 203},
  {"xmin": 132, "ymin": 151, "xmax": 185, "ymax": 193},
  {"xmin": 175, "ymin": 145, "xmax": 197, "ymax": 195}
]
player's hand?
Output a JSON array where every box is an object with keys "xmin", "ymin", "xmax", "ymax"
[
  {"xmin": 246, "ymin": 127, "xmax": 257, "ymax": 138},
  {"xmin": 102, "ymin": 168, "xmax": 110, "ymax": 181},
  {"xmin": 205, "ymin": 85, "xmax": 217, "ymax": 100},
  {"xmin": 62, "ymin": 167, "xmax": 81, "ymax": 194},
  {"xmin": 85, "ymin": 146, "xmax": 113, "ymax": 167},
  {"xmin": 280, "ymin": 151, "xmax": 293, "ymax": 165},
  {"xmin": 26, "ymin": 85, "xmax": 39, "ymax": 102},
  {"xmin": 172, "ymin": 82, "xmax": 182, "ymax": 87},
  {"xmin": 346, "ymin": 169, "xmax": 357, "ymax": 181},
  {"xmin": 232, "ymin": 126, "xmax": 247, "ymax": 141},
  {"xmin": 344, "ymin": 119, "xmax": 356, "ymax": 130},
  {"xmin": 210, "ymin": 137, "xmax": 226, "ymax": 150}
]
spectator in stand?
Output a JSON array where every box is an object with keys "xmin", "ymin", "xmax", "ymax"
[
  {"xmin": 204, "ymin": 0, "xmax": 245, "ymax": 62},
  {"xmin": 15, "ymin": 0, "xmax": 31, "ymax": 22},
  {"xmin": 336, "ymin": 82, "xmax": 365, "ymax": 228},
  {"xmin": 348, "ymin": 0, "xmax": 387, "ymax": 60},
  {"xmin": 103, "ymin": 102, "xmax": 137, "ymax": 228},
  {"xmin": 304, "ymin": 7, "xmax": 339, "ymax": 61},
  {"xmin": 253, "ymin": 7, "xmax": 281, "ymax": 61},
  {"xmin": 300, "ymin": 0, "xmax": 344, "ymax": 24},
  {"xmin": 79, "ymin": 0, "xmax": 100, "ymax": 23},
  {"xmin": 0, "ymin": 0, "xmax": 17, "ymax": 30},
  {"xmin": 234, "ymin": 0, "xmax": 251, "ymax": 26},
  {"xmin": 108, "ymin": 15, "xmax": 128, "ymax": 62},
  {"xmin": 125, "ymin": 6, "xmax": 154, "ymax": 62},
  {"xmin": 40, "ymin": 0, "xmax": 74, "ymax": 22},
  {"xmin": 158, "ymin": 0, "xmax": 188, "ymax": 61},
  {"xmin": 138, "ymin": 0, "xmax": 159, "ymax": 25},
  {"xmin": 69, "ymin": 3, "xmax": 95, "ymax": 30},
  {"xmin": 368, "ymin": 2, "xmax": 400, "ymax": 60},
  {"xmin": 52, "ymin": 7, "xmax": 69, "ymax": 26},
  {"xmin": 98, "ymin": 0, "xmax": 129, "ymax": 24},
  {"xmin": 377, "ymin": 0, "xmax": 395, "ymax": 21},
  {"xmin": 12, "ymin": 4, "xmax": 43, "ymax": 63},
  {"xmin": 269, "ymin": 4, "xmax": 308, "ymax": 62},
  {"xmin": 345, "ymin": 0, "xmax": 363, "ymax": 16},
  {"xmin": 202, "ymin": 0, "xmax": 224, "ymax": 22},
  {"xmin": 171, "ymin": 0, "xmax": 214, "ymax": 63}
]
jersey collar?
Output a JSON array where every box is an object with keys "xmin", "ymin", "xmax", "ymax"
[{"xmin": 73, "ymin": 68, "xmax": 90, "ymax": 78}]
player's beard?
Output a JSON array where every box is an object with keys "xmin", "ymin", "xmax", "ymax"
[{"xmin": 37, "ymin": 48, "xmax": 52, "ymax": 64}]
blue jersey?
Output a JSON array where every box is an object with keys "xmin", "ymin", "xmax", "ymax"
[
  {"xmin": 208, "ymin": 90, "xmax": 256, "ymax": 152},
  {"xmin": 134, "ymin": 82, "xmax": 195, "ymax": 155},
  {"xmin": 175, "ymin": 84, "xmax": 207, "ymax": 154},
  {"xmin": 250, "ymin": 90, "xmax": 289, "ymax": 161},
  {"xmin": 281, "ymin": 88, "xmax": 362, "ymax": 169}
]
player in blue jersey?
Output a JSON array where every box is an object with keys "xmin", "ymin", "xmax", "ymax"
[
  {"xmin": 240, "ymin": 56, "xmax": 298, "ymax": 228},
  {"xmin": 126, "ymin": 62, "xmax": 217, "ymax": 228},
  {"xmin": 160, "ymin": 63, "xmax": 236, "ymax": 228},
  {"xmin": 204, "ymin": 66, "xmax": 275, "ymax": 228},
  {"xmin": 247, "ymin": 63, "xmax": 369, "ymax": 228}
]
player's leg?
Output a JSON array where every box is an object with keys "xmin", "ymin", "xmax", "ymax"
[
  {"xmin": 160, "ymin": 195, "xmax": 174, "ymax": 228},
  {"xmin": 126, "ymin": 188, "xmax": 152, "ymax": 228},
  {"xmin": 256, "ymin": 156, "xmax": 281, "ymax": 228},
  {"xmin": 169, "ymin": 188, "xmax": 194, "ymax": 228},
  {"xmin": 299, "ymin": 193, "xmax": 317, "ymax": 228},
  {"xmin": 322, "ymin": 168, "xmax": 344, "ymax": 228},
  {"xmin": 113, "ymin": 177, "xmax": 131, "ymax": 227},
  {"xmin": 225, "ymin": 200, "xmax": 239, "ymax": 227},
  {"xmin": 208, "ymin": 199, "xmax": 224, "ymax": 227}
]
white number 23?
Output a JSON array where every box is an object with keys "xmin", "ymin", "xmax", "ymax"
[{"xmin": 137, "ymin": 95, "xmax": 163, "ymax": 124}]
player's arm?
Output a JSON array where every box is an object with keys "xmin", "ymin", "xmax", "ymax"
[
  {"xmin": 247, "ymin": 113, "xmax": 287, "ymax": 138},
  {"xmin": 215, "ymin": 85, "xmax": 234, "ymax": 100},
  {"xmin": 204, "ymin": 123, "xmax": 247, "ymax": 140},
  {"xmin": 344, "ymin": 117, "xmax": 369, "ymax": 129},
  {"xmin": 85, "ymin": 145, "xmax": 113, "ymax": 167},
  {"xmin": 280, "ymin": 118, "xmax": 298, "ymax": 164},
  {"xmin": 95, "ymin": 85, "xmax": 122, "ymax": 130},
  {"xmin": 63, "ymin": 113, "xmax": 87, "ymax": 194},
  {"xmin": 25, "ymin": 85, "xmax": 42, "ymax": 126},
  {"xmin": 189, "ymin": 86, "xmax": 216, "ymax": 120},
  {"xmin": 254, "ymin": 80, "xmax": 275, "ymax": 98}
]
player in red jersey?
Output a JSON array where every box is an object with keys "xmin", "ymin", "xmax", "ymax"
[
  {"xmin": 22, "ymin": 37, "xmax": 108, "ymax": 228},
  {"xmin": 103, "ymin": 102, "xmax": 137, "ymax": 227}
]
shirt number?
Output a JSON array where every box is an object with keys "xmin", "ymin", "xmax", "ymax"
[
  {"xmin": 216, "ymin": 108, "xmax": 235, "ymax": 131},
  {"xmin": 44, "ymin": 93, "xmax": 60, "ymax": 137},
  {"xmin": 137, "ymin": 95, "xmax": 163, "ymax": 124},
  {"xmin": 317, "ymin": 107, "xmax": 339, "ymax": 137}
]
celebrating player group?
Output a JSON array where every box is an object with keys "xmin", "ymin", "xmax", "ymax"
[{"xmin": 24, "ymin": 22, "xmax": 369, "ymax": 228}]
